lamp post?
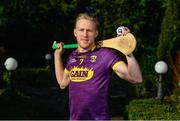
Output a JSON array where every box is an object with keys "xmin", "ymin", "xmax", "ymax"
[
  {"xmin": 4, "ymin": 57, "xmax": 18, "ymax": 88},
  {"xmin": 45, "ymin": 53, "xmax": 52, "ymax": 69},
  {"xmin": 155, "ymin": 61, "xmax": 168, "ymax": 101}
]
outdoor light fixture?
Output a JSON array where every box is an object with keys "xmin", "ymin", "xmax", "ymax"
[
  {"xmin": 45, "ymin": 53, "xmax": 52, "ymax": 61},
  {"xmin": 4, "ymin": 57, "xmax": 18, "ymax": 87},
  {"xmin": 4, "ymin": 57, "xmax": 18, "ymax": 71},
  {"xmin": 45, "ymin": 53, "xmax": 52, "ymax": 68},
  {"xmin": 155, "ymin": 61, "xmax": 168, "ymax": 101},
  {"xmin": 155, "ymin": 61, "xmax": 168, "ymax": 74}
]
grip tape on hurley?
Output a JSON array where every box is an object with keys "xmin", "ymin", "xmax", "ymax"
[{"xmin": 52, "ymin": 41, "xmax": 78, "ymax": 49}]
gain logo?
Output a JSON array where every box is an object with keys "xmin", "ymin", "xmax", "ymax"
[{"xmin": 69, "ymin": 66, "xmax": 94, "ymax": 82}]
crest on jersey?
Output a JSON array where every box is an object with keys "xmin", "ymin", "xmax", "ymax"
[{"xmin": 90, "ymin": 55, "xmax": 97, "ymax": 63}]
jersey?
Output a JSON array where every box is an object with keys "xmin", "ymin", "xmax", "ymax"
[{"xmin": 65, "ymin": 48, "xmax": 124, "ymax": 120}]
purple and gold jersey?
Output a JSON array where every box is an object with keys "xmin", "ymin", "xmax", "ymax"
[{"xmin": 65, "ymin": 48, "xmax": 124, "ymax": 120}]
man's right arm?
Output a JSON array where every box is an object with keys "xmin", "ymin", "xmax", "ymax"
[{"xmin": 54, "ymin": 42, "xmax": 70, "ymax": 89}]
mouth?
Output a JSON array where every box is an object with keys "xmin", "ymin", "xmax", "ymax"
[
  {"xmin": 80, "ymin": 39, "xmax": 89, "ymax": 43},
  {"xmin": 81, "ymin": 38, "xmax": 89, "ymax": 41}
]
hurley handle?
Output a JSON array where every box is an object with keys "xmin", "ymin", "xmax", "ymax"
[{"xmin": 52, "ymin": 41, "xmax": 78, "ymax": 49}]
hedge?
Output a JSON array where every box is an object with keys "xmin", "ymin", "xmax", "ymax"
[{"xmin": 124, "ymin": 98, "xmax": 180, "ymax": 120}]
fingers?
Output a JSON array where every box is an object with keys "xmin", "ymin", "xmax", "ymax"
[
  {"xmin": 54, "ymin": 42, "xmax": 64, "ymax": 56},
  {"xmin": 116, "ymin": 26, "xmax": 130, "ymax": 36},
  {"xmin": 56, "ymin": 42, "xmax": 63, "ymax": 50},
  {"xmin": 122, "ymin": 27, "xmax": 130, "ymax": 36}
]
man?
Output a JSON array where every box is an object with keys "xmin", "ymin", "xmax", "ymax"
[{"xmin": 54, "ymin": 13, "xmax": 143, "ymax": 120}]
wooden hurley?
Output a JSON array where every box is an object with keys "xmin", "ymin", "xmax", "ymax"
[{"xmin": 98, "ymin": 33, "xmax": 136, "ymax": 55}]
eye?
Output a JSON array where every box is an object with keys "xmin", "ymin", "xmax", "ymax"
[
  {"xmin": 87, "ymin": 29, "xmax": 93, "ymax": 32},
  {"xmin": 79, "ymin": 28, "xmax": 84, "ymax": 32}
]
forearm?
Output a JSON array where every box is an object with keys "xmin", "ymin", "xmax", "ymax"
[
  {"xmin": 54, "ymin": 54, "xmax": 64, "ymax": 86},
  {"xmin": 126, "ymin": 54, "xmax": 143, "ymax": 83},
  {"xmin": 53, "ymin": 42, "xmax": 70, "ymax": 89}
]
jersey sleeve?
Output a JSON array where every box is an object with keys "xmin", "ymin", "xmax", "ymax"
[
  {"xmin": 112, "ymin": 61, "xmax": 125, "ymax": 70},
  {"xmin": 107, "ymin": 50, "xmax": 125, "ymax": 77},
  {"xmin": 107, "ymin": 49, "xmax": 124, "ymax": 68}
]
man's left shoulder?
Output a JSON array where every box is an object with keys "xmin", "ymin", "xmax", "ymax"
[{"xmin": 98, "ymin": 48, "xmax": 119, "ymax": 55}]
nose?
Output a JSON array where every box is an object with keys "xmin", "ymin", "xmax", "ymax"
[{"xmin": 83, "ymin": 30, "xmax": 88, "ymax": 37}]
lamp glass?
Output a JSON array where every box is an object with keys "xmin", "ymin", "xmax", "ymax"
[
  {"xmin": 4, "ymin": 57, "xmax": 18, "ymax": 71},
  {"xmin": 45, "ymin": 53, "xmax": 52, "ymax": 60},
  {"xmin": 155, "ymin": 61, "xmax": 168, "ymax": 74}
]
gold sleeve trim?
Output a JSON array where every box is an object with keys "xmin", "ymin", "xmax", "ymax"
[
  {"xmin": 112, "ymin": 61, "xmax": 125, "ymax": 71},
  {"xmin": 112, "ymin": 61, "xmax": 125, "ymax": 78}
]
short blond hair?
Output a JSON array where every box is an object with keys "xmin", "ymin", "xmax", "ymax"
[{"xmin": 75, "ymin": 13, "xmax": 99, "ymax": 30}]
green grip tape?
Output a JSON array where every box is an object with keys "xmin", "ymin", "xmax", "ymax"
[
  {"xmin": 52, "ymin": 41, "xmax": 78, "ymax": 49},
  {"xmin": 52, "ymin": 41, "xmax": 58, "ymax": 49},
  {"xmin": 63, "ymin": 44, "xmax": 78, "ymax": 49}
]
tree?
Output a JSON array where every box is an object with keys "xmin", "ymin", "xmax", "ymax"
[
  {"xmin": 0, "ymin": 0, "xmax": 77, "ymax": 67},
  {"xmin": 157, "ymin": 0, "xmax": 180, "ymax": 92},
  {"xmin": 0, "ymin": 0, "xmax": 167, "ymax": 69}
]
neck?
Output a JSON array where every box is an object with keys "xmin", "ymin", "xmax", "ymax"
[{"xmin": 77, "ymin": 45, "xmax": 96, "ymax": 53}]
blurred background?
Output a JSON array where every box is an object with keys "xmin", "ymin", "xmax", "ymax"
[{"xmin": 0, "ymin": 0, "xmax": 179, "ymax": 120}]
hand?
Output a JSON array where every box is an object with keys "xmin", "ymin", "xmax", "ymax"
[
  {"xmin": 126, "ymin": 53, "xmax": 134, "ymax": 58},
  {"xmin": 122, "ymin": 27, "xmax": 130, "ymax": 36},
  {"xmin": 54, "ymin": 42, "xmax": 64, "ymax": 57},
  {"xmin": 117, "ymin": 26, "xmax": 130, "ymax": 36}
]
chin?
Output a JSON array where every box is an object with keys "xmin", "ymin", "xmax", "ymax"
[{"xmin": 79, "ymin": 44, "xmax": 89, "ymax": 48}]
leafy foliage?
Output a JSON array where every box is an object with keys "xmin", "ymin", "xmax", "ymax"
[
  {"xmin": 157, "ymin": 0, "xmax": 180, "ymax": 60},
  {"xmin": 0, "ymin": 5, "xmax": 7, "ymax": 26},
  {"xmin": 157, "ymin": 0, "xmax": 180, "ymax": 94},
  {"xmin": 125, "ymin": 98, "xmax": 180, "ymax": 120}
]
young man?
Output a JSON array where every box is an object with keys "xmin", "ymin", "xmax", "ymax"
[{"xmin": 54, "ymin": 13, "xmax": 143, "ymax": 120}]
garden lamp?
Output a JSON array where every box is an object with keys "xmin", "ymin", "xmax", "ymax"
[
  {"xmin": 155, "ymin": 61, "xmax": 168, "ymax": 101},
  {"xmin": 45, "ymin": 53, "xmax": 52, "ymax": 68},
  {"xmin": 4, "ymin": 57, "xmax": 18, "ymax": 86},
  {"xmin": 4, "ymin": 57, "xmax": 18, "ymax": 71}
]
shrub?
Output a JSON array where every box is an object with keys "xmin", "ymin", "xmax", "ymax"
[
  {"xmin": 124, "ymin": 98, "xmax": 180, "ymax": 120},
  {"xmin": 10, "ymin": 68, "xmax": 58, "ymax": 88}
]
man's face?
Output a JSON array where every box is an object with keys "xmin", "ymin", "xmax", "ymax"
[{"xmin": 74, "ymin": 19, "xmax": 98, "ymax": 50}]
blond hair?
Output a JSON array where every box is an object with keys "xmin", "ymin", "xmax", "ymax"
[{"xmin": 74, "ymin": 13, "xmax": 99, "ymax": 30}]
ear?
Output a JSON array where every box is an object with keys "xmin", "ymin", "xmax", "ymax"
[
  {"xmin": 74, "ymin": 29, "xmax": 77, "ymax": 37},
  {"xmin": 95, "ymin": 30, "xmax": 99, "ymax": 38}
]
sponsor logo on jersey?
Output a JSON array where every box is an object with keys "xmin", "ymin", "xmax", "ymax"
[
  {"xmin": 69, "ymin": 66, "xmax": 94, "ymax": 82},
  {"xmin": 70, "ymin": 58, "xmax": 77, "ymax": 63}
]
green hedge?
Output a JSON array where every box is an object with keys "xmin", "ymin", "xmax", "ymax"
[
  {"xmin": 125, "ymin": 98, "xmax": 180, "ymax": 120},
  {"xmin": 2, "ymin": 68, "xmax": 58, "ymax": 88}
]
